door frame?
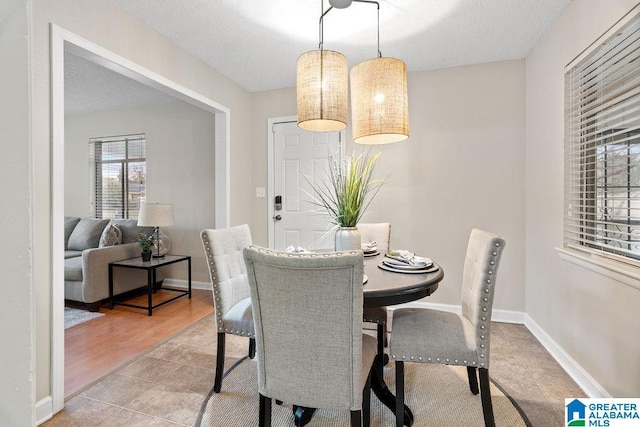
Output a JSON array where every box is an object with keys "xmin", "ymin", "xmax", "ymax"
[
  {"xmin": 267, "ymin": 116, "xmax": 296, "ymax": 248},
  {"xmin": 51, "ymin": 25, "xmax": 231, "ymax": 413}
]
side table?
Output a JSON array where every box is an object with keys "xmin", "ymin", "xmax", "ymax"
[{"xmin": 109, "ymin": 254, "xmax": 191, "ymax": 316}]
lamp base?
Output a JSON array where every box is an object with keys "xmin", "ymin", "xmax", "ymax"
[{"xmin": 152, "ymin": 228, "xmax": 171, "ymax": 257}]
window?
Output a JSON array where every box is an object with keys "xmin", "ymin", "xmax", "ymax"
[
  {"xmin": 564, "ymin": 10, "xmax": 640, "ymax": 264},
  {"xmin": 89, "ymin": 134, "xmax": 146, "ymax": 219}
]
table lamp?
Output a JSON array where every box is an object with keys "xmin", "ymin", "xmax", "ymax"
[{"xmin": 137, "ymin": 203, "xmax": 175, "ymax": 258}]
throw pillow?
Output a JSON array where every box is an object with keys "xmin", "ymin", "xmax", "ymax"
[
  {"xmin": 99, "ymin": 223, "xmax": 122, "ymax": 247},
  {"xmin": 67, "ymin": 218, "xmax": 110, "ymax": 251}
]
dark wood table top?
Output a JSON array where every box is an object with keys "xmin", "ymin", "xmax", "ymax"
[{"xmin": 363, "ymin": 254, "xmax": 444, "ymax": 307}]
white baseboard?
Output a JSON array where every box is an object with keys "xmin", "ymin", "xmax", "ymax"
[
  {"xmin": 163, "ymin": 278, "xmax": 212, "ymax": 291},
  {"xmin": 36, "ymin": 396, "xmax": 53, "ymax": 425},
  {"xmin": 524, "ymin": 315, "xmax": 610, "ymax": 398}
]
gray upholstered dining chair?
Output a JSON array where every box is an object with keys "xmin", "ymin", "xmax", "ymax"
[
  {"xmin": 358, "ymin": 223, "xmax": 392, "ymax": 359},
  {"xmin": 390, "ymin": 229, "xmax": 506, "ymax": 427},
  {"xmin": 243, "ymin": 246, "xmax": 377, "ymax": 427},
  {"xmin": 200, "ymin": 225, "xmax": 255, "ymax": 393}
]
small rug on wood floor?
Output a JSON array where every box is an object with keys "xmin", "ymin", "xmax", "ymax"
[
  {"xmin": 196, "ymin": 357, "xmax": 529, "ymax": 426},
  {"xmin": 64, "ymin": 307, "xmax": 104, "ymax": 329}
]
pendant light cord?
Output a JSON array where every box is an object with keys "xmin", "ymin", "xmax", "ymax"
[{"xmin": 318, "ymin": 0, "xmax": 381, "ymax": 56}]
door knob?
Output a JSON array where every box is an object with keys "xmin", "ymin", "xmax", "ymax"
[{"xmin": 273, "ymin": 215, "xmax": 282, "ymax": 221}]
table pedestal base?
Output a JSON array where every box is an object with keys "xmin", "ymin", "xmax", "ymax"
[{"xmin": 295, "ymin": 353, "xmax": 413, "ymax": 426}]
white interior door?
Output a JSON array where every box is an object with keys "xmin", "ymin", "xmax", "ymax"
[{"xmin": 271, "ymin": 121, "xmax": 342, "ymax": 250}]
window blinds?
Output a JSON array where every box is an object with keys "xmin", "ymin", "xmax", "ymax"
[
  {"xmin": 564, "ymin": 10, "xmax": 640, "ymax": 263},
  {"xmin": 89, "ymin": 134, "xmax": 146, "ymax": 220}
]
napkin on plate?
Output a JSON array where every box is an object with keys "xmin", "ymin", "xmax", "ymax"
[
  {"xmin": 361, "ymin": 241, "xmax": 378, "ymax": 253},
  {"xmin": 385, "ymin": 250, "xmax": 432, "ymax": 268},
  {"xmin": 285, "ymin": 245, "xmax": 311, "ymax": 253}
]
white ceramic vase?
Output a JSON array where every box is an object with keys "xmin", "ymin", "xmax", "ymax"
[{"xmin": 335, "ymin": 227, "xmax": 361, "ymax": 251}]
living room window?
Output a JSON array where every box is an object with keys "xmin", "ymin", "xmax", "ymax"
[
  {"xmin": 89, "ymin": 134, "xmax": 146, "ymax": 219},
  {"xmin": 564, "ymin": 11, "xmax": 640, "ymax": 264}
]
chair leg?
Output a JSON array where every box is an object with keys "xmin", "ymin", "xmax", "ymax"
[
  {"xmin": 376, "ymin": 323, "xmax": 385, "ymax": 371},
  {"xmin": 395, "ymin": 361, "xmax": 405, "ymax": 427},
  {"xmin": 478, "ymin": 368, "xmax": 495, "ymax": 427},
  {"xmin": 249, "ymin": 337, "xmax": 256, "ymax": 359},
  {"xmin": 214, "ymin": 332, "xmax": 225, "ymax": 393},
  {"xmin": 362, "ymin": 368, "xmax": 372, "ymax": 427},
  {"xmin": 350, "ymin": 410, "xmax": 362, "ymax": 427},
  {"xmin": 467, "ymin": 366, "xmax": 479, "ymax": 395},
  {"xmin": 259, "ymin": 394, "xmax": 272, "ymax": 427}
]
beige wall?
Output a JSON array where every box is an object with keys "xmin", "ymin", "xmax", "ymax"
[
  {"xmin": 250, "ymin": 60, "xmax": 527, "ymax": 311},
  {"xmin": 65, "ymin": 101, "xmax": 216, "ymax": 282},
  {"xmin": 526, "ymin": 0, "xmax": 640, "ymax": 396},
  {"xmin": 32, "ymin": 0, "xmax": 252, "ymax": 405},
  {"xmin": 0, "ymin": 0, "xmax": 34, "ymax": 424}
]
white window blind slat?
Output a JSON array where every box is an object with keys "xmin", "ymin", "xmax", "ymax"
[{"xmin": 565, "ymin": 10, "xmax": 640, "ymax": 262}]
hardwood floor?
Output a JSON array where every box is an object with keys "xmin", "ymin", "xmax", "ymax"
[{"xmin": 65, "ymin": 288, "xmax": 214, "ymax": 397}]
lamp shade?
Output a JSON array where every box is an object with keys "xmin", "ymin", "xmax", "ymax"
[
  {"xmin": 350, "ymin": 57, "xmax": 409, "ymax": 144},
  {"xmin": 297, "ymin": 49, "xmax": 348, "ymax": 132},
  {"xmin": 137, "ymin": 203, "xmax": 175, "ymax": 227}
]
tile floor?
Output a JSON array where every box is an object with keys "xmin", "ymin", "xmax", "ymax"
[{"xmin": 43, "ymin": 316, "xmax": 586, "ymax": 426}]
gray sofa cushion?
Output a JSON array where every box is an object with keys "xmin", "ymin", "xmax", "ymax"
[
  {"xmin": 107, "ymin": 219, "xmax": 155, "ymax": 244},
  {"xmin": 64, "ymin": 217, "xmax": 81, "ymax": 249},
  {"xmin": 64, "ymin": 256, "xmax": 84, "ymax": 282},
  {"xmin": 64, "ymin": 250, "xmax": 83, "ymax": 259},
  {"xmin": 67, "ymin": 218, "xmax": 110, "ymax": 251}
]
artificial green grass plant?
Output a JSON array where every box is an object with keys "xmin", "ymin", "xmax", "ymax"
[{"xmin": 309, "ymin": 150, "xmax": 384, "ymax": 228}]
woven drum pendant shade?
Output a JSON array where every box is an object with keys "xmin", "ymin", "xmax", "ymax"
[
  {"xmin": 297, "ymin": 50, "xmax": 348, "ymax": 132},
  {"xmin": 350, "ymin": 57, "xmax": 409, "ymax": 144}
]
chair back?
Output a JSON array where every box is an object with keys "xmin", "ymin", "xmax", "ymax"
[
  {"xmin": 461, "ymin": 229, "xmax": 506, "ymax": 364},
  {"xmin": 357, "ymin": 223, "xmax": 391, "ymax": 252},
  {"xmin": 243, "ymin": 246, "xmax": 365, "ymax": 411},
  {"xmin": 201, "ymin": 225, "xmax": 252, "ymax": 331}
]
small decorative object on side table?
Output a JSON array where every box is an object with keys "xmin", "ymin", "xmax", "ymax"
[{"xmin": 138, "ymin": 232, "xmax": 154, "ymax": 261}]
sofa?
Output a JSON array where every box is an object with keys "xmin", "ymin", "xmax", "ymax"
[{"xmin": 64, "ymin": 217, "xmax": 165, "ymax": 311}]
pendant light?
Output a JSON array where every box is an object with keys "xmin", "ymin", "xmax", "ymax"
[
  {"xmin": 296, "ymin": 1, "xmax": 348, "ymax": 132},
  {"xmin": 350, "ymin": 3, "xmax": 409, "ymax": 144}
]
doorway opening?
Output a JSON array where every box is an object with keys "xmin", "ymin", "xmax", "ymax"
[{"xmin": 51, "ymin": 25, "xmax": 230, "ymax": 413}]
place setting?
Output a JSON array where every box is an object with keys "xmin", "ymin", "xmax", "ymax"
[
  {"xmin": 378, "ymin": 249, "xmax": 439, "ymax": 274},
  {"xmin": 361, "ymin": 241, "xmax": 380, "ymax": 257}
]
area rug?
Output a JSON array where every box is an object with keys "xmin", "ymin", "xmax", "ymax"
[
  {"xmin": 64, "ymin": 307, "xmax": 104, "ymax": 329},
  {"xmin": 196, "ymin": 357, "xmax": 530, "ymax": 426}
]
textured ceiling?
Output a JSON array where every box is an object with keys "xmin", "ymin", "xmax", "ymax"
[
  {"xmin": 66, "ymin": 0, "xmax": 571, "ymax": 114},
  {"xmin": 111, "ymin": 0, "xmax": 571, "ymax": 93},
  {"xmin": 65, "ymin": 51, "xmax": 175, "ymax": 116}
]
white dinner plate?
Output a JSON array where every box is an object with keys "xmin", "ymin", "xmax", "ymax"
[
  {"xmin": 363, "ymin": 274, "xmax": 368, "ymax": 284},
  {"xmin": 378, "ymin": 262, "xmax": 439, "ymax": 274},
  {"xmin": 382, "ymin": 258, "xmax": 433, "ymax": 270},
  {"xmin": 364, "ymin": 250, "xmax": 380, "ymax": 257}
]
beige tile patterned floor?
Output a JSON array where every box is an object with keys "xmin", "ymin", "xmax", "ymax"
[{"xmin": 43, "ymin": 316, "xmax": 586, "ymax": 426}]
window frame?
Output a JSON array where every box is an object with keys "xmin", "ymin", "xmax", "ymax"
[
  {"xmin": 89, "ymin": 134, "xmax": 146, "ymax": 220},
  {"xmin": 563, "ymin": 6, "xmax": 640, "ymax": 269}
]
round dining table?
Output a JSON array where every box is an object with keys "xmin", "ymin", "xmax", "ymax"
[{"xmin": 296, "ymin": 253, "xmax": 445, "ymax": 427}]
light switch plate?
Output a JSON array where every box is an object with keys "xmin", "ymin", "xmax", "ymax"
[{"xmin": 256, "ymin": 187, "xmax": 266, "ymax": 198}]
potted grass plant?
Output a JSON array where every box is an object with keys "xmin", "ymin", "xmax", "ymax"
[{"xmin": 309, "ymin": 150, "xmax": 384, "ymax": 251}]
